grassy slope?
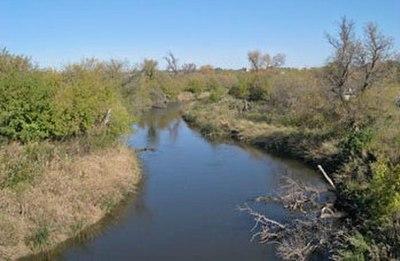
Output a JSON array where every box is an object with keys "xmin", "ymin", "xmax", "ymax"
[
  {"xmin": 0, "ymin": 144, "xmax": 140, "ymax": 260},
  {"xmin": 183, "ymin": 98, "xmax": 342, "ymax": 172}
]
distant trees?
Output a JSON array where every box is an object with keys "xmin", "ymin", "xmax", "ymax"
[
  {"xmin": 247, "ymin": 50, "xmax": 286, "ymax": 71},
  {"xmin": 182, "ymin": 63, "xmax": 197, "ymax": 74},
  {"xmin": 326, "ymin": 17, "xmax": 394, "ymax": 101},
  {"xmin": 140, "ymin": 59, "xmax": 158, "ymax": 79},
  {"xmin": 199, "ymin": 65, "xmax": 214, "ymax": 74}
]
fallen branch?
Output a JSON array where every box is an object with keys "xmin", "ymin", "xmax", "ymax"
[
  {"xmin": 241, "ymin": 173, "xmax": 344, "ymax": 260},
  {"xmin": 318, "ymin": 165, "xmax": 336, "ymax": 190}
]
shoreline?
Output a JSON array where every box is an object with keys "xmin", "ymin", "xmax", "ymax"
[
  {"xmin": 182, "ymin": 100, "xmax": 344, "ymax": 174},
  {"xmin": 0, "ymin": 145, "xmax": 141, "ymax": 260}
]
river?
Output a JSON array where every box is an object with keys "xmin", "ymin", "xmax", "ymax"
[{"xmin": 27, "ymin": 103, "xmax": 325, "ymax": 260}]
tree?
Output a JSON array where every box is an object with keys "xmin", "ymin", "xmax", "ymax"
[
  {"xmin": 326, "ymin": 17, "xmax": 359, "ymax": 101},
  {"xmin": 182, "ymin": 63, "xmax": 196, "ymax": 74},
  {"xmin": 248, "ymin": 50, "xmax": 263, "ymax": 72},
  {"xmin": 272, "ymin": 53, "xmax": 286, "ymax": 67},
  {"xmin": 164, "ymin": 51, "xmax": 179, "ymax": 75},
  {"xmin": 248, "ymin": 50, "xmax": 286, "ymax": 71},
  {"xmin": 140, "ymin": 59, "xmax": 158, "ymax": 80},
  {"xmin": 199, "ymin": 65, "xmax": 214, "ymax": 74},
  {"xmin": 358, "ymin": 22, "xmax": 393, "ymax": 92},
  {"xmin": 326, "ymin": 17, "xmax": 394, "ymax": 101}
]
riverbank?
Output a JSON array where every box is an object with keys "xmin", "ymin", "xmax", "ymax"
[
  {"xmin": 183, "ymin": 98, "xmax": 343, "ymax": 173},
  {"xmin": 0, "ymin": 142, "xmax": 140, "ymax": 260},
  {"xmin": 182, "ymin": 94, "xmax": 400, "ymax": 258}
]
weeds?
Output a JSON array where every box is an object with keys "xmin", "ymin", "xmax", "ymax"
[{"xmin": 26, "ymin": 224, "xmax": 50, "ymax": 250}]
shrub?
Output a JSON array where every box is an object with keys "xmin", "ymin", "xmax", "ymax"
[
  {"xmin": 185, "ymin": 77, "xmax": 207, "ymax": 94},
  {"xmin": 0, "ymin": 71, "xmax": 56, "ymax": 142},
  {"xmin": 248, "ymin": 77, "xmax": 269, "ymax": 101},
  {"xmin": 229, "ymin": 74, "xmax": 250, "ymax": 99}
]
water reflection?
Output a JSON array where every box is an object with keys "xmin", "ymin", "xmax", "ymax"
[{"xmin": 138, "ymin": 102, "xmax": 182, "ymax": 147}]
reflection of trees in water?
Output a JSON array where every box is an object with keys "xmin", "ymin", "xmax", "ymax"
[
  {"xmin": 140, "ymin": 104, "xmax": 182, "ymax": 145},
  {"xmin": 147, "ymin": 124, "xmax": 159, "ymax": 145},
  {"xmin": 167, "ymin": 120, "xmax": 180, "ymax": 144}
]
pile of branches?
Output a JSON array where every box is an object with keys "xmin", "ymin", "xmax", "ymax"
[{"xmin": 240, "ymin": 175, "xmax": 348, "ymax": 260}]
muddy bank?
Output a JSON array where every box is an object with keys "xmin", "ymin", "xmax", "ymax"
[{"xmin": 0, "ymin": 145, "xmax": 141, "ymax": 260}]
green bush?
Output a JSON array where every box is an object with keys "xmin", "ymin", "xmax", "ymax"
[
  {"xmin": 248, "ymin": 74, "xmax": 269, "ymax": 101},
  {"xmin": 229, "ymin": 75, "xmax": 250, "ymax": 99},
  {"xmin": 0, "ymin": 58, "xmax": 131, "ymax": 143},
  {"xmin": 185, "ymin": 78, "xmax": 207, "ymax": 94},
  {"xmin": 0, "ymin": 71, "xmax": 56, "ymax": 142},
  {"xmin": 369, "ymin": 160, "xmax": 400, "ymax": 218},
  {"xmin": 345, "ymin": 127, "xmax": 375, "ymax": 154},
  {"xmin": 53, "ymin": 65, "xmax": 130, "ymax": 139}
]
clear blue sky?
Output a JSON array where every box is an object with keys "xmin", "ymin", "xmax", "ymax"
[{"xmin": 0, "ymin": 0, "xmax": 398, "ymax": 69}]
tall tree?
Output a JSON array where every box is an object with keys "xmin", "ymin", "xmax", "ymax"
[
  {"xmin": 326, "ymin": 17, "xmax": 394, "ymax": 101},
  {"xmin": 164, "ymin": 52, "xmax": 179, "ymax": 75},
  {"xmin": 326, "ymin": 17, "xmax": 360, "ymax": 101},
  {"xmin": 358, "ymin": 22, "xmax": 393, "ymax": 92}
]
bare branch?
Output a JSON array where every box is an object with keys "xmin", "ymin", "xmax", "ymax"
[{"xmin": 164, "ymin": 51, "xmax": 179, "ymax": 75}]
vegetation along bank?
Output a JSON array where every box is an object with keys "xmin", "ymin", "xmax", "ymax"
[
  {"xmin": 0, "ymin": 51, "xmax": 141, "ymax": 259},
  {"xmin": 1, "ymin": 15, "xmax": 400, "ymax": 260}
]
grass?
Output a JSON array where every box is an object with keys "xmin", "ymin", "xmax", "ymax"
[
  {"xmin": 26, "ymin": 224, "xmax": 50, "ymax": 250},
  {"xmin": 0, "ymin": 143, "xmax": 141, "ymax": 260},
  {"xmin": 184, "ymin": 97, "xmax": 342, "ymax": 171}
]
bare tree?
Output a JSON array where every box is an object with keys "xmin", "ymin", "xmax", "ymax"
[
  {"xmin": 326, "ymin": 17, "xmax": 394, "ymax": 101},
  {"xmin": 164, "ymin": 51, "xmax": 179, "ymax": 75},
  {"xmin": 140, "ymin": 59, "xmax": 158, "ymax": 79},
  {"xmin": 358, "ymin": 22, "xmax": 393, "ymax": 93},
  {"xmin": 181, "ymin": 63, "xmax": 197, "ymax": 74},
  {"xmin": 262, "ymin": 53, "xmax": 272, "ymax": 68},
  {"xmin": 326, "ymin": 17, "xmax": 360, "ymax": 101},
  {"xmin": 272, "ymin": 53, "xmax": 286, "ymax": 67},
  {"xmin": 248, "ymin": 50, "xmax": 263, "ymax": 72}
]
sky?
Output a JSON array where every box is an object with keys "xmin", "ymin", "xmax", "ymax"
[{"xmin": 0, "ymin": 0, "xmax": 399, "ymax": 69}]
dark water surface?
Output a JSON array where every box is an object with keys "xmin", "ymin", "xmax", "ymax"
[{"xmin": 34, "ymin": 104, "xmax": 325, "ymax": 261}]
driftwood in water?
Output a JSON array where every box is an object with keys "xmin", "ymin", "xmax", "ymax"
[
  {"xmin": 241, "ymin": 175, "xmax": 346, "ymax": 260},
  {"xmin": 134, "ymin": 147, "xmax": 156, "ymax": 152},
  {"xmin": 318, "ymin": 165, "xmax": 336, "ymax": 190}
]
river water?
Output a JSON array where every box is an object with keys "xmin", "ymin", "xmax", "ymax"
[{"xmin": 30, "ymin": 103, "xmax": 325, "ymax": 260}]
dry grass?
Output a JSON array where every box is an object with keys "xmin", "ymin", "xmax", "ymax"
[
  {"xmin": 0, "ymin": 145, "xmax": 140, "ymax": 260},
  {"xmin": 184, "ymin": 97, "xmax": 343, "ymax": 173},
  {"xmin": 185, "ymin": 97, "xmax": 293, "ymax": 139}
]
